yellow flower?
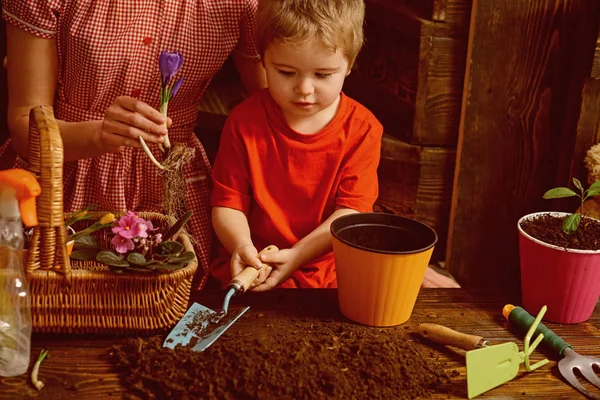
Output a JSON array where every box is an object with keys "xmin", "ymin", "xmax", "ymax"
[{"xmin": 99, "ymin": 213, "xmax": 115, "ymax": 225}]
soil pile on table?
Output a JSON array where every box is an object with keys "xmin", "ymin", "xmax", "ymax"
[{"xmin": 110, "ymin": 311, "xmax": 454, "ymax": 399}]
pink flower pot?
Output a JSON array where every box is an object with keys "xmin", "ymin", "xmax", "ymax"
[{"xmin": 518, "ymin": 212, "xmax": 600, "ymax": 323}]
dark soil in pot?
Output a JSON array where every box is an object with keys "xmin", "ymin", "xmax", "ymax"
[
  {"xmin": 110, "ymin": 311, "xmax": 456, "ymax": 399},
  {"xmin": 520, "ymin": 214, "xmax": 600, "ymax": 250}
]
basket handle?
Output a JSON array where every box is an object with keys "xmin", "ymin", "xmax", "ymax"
[{"xmin": 26, "ymin": 105, "xmax": 71, "ymax": 279}]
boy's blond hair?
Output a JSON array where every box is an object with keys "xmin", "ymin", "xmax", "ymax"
[{"xmin": 255, "ymin": 0, "xmax": 365, "ymax": 68}]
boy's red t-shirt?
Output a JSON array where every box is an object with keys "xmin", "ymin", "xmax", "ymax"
[{"xmin": 210, "ymin": 89, "xmax": 383, "ymax": 288}]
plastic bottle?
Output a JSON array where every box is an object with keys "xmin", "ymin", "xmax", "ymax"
[{"xmin": 0, "ymin": 169, "xmax": 41, "ymax": 377}]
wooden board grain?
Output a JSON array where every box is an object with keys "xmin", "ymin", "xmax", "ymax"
[
  {"xmin": 447, "ymin": 0, "xmax": 600, "ymax": 289},
  {"xmin": 432, "ymin": 0, "xmax": 472, "ymax": 26},
  {"xmin": 572, "ymin": 78, "xmax": 600, "ymax": 184},
  {"xmin": 415, "ymin": 35, "xmax": 467, "ymax": 146},
  {"xmin": 376, "ymin": 136, "xmax": 456, "ymax": 261},
  {"xmin": 1, "ymin": 289, "xmax": 598, "ymax": 400},
  {"xmin": 591, "ymin": 27, "xmax": 600, "ymax": 79},
  {"xmin": 344, "ymin": 18, "xmax": 468, "ymax": 146}
]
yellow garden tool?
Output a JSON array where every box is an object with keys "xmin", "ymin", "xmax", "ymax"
[
  {"xmin": 504, "ymin": 304, "xmax": 600, "ymax": 400},
  {"xmin": 419, "ymin": 308, "xmax": 549, "ymax": 398}
]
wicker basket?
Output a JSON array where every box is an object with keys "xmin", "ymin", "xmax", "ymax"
[{"xmin": 25, "ymin": 105, "xmax": 198, "ymax": 335}]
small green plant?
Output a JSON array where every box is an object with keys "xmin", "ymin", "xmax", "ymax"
[{"xmin": 543, "ymin": 178, "xmax": 600, "ymax": 234}]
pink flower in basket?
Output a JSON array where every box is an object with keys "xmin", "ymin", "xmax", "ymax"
[
  {"xmin": 111, "ymin": 212, "xmax": 158, "ymax": 254},
  {"xmin": 111, "ymin": 213, "xmax": 138, "ymax": 239},
  {"xmin": 90, "ymin": 210, "xmax": 195, "ymax": 273},
  {"xmin": 111, "ymin": 235, "xmax": 135, "ymax": 254}
]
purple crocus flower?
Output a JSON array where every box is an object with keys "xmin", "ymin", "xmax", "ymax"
[
  {"xmin": 170, "ymin": 77, "xmax": 184, "ymax": 98},
  {"xmin": 159, "ymin": 51, "xmax": 184, "ymax": 87}
]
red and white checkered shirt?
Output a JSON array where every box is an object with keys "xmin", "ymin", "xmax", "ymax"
[{"xmin": 1, "ymin": 0, "xmax": 260, "ymax": 289}]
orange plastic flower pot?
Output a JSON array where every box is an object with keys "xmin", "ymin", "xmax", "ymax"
[{"xmin": 331, "ymin": 213, "xmax": 437, "ymax": 326}]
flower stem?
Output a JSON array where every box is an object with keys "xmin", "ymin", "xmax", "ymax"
[
  {"xmin": 160, "ymin": 102, "xmax": 171, "ymax": 149},
  {"xmin": 139, "ymin": 137, "xmax": 165, "ymax": 170}
]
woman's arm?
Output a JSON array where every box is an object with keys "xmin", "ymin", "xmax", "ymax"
[
  {"xmin": 232, "ymin": 54, "xmax": 267, "ymax": 95},
  {"xmin": 6, "ymin": 24, "xmax": 167, "ymax": 161}
]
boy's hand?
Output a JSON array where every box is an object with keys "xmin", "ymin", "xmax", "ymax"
[
  {"xmin": 230, "ymin": 243, "xmax": 273, "ymax": 289},
  {"xmin": 251, "ymin": 248, "xmax": 300, "ymax": 292},
  {"xmin": 230, "ymin": 243, "xmax": 263, "ymax": 274}
]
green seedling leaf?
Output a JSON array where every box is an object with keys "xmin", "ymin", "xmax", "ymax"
[
  {"xmin": 573, "ymin": 177, "xmax": 584, "ymax": 192},
  {"xmin": 585, "ymin": 189, "xmax": 600, "ymax": 199},
  {"xmin": 97, "ymin": 250, "xmax": 130, "ymax": 267},
  {"xmin": 166, "ymin": 251, "xmax": 195, "ymax": 265},
  {"xmin": 127, "ymin": 252, "xmax": 148, "ymax": 266},
  {"xmin": 563, "ymin": 213, "xmax": 581, "ymax": 234},
  {"xmin": 70, "ymin": 248, "xmax": 100, "ymax": 261},
  {"xmin": 588, "ymin": 181, "xmax": 600, "ymax": 192},
  {"xmin": 543, "ymin": 187, "xmax": 577, "ymax": 199},
  {"xmin": 157, "ymin": 240, "xmax": 184, "ymax": 256},
  {"xmin": 162, "ymin": 211, "xmax": 193, "ymax": 242}
]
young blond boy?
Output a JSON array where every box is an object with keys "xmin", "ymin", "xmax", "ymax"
[{"xmin": 209, "ymin": 0, "xmax": 381, "ymax": 290}]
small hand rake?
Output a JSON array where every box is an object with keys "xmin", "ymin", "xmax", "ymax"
[
  {"xmin": 504, "ymin": 304, "xmax": 600, "ymax": 400},
  {"xmin": 419, "ymin": 305, "xmax": 548, "ymax": 398}
]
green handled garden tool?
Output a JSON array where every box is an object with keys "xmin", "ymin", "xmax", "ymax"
[
  {"xmin": 163, "ymin": 245, "xmax": 278, "ymax": 352},
  {"xmin": 419, "ymin": 311, "xmax": 549, "ymax": 399},
  {"xmin": 504, "ymin": 304, "xmax": 600, "ymax": 400}
]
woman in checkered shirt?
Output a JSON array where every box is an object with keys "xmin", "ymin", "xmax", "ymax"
[{"xmin": 1, "ymin": 1, "xmax": 267, "ymax": 289}]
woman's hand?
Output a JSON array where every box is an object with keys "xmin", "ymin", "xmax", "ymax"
[
  {"xmin": 98, "ymin": 96, "xmax": 168, "ymax": 152},
  {"xmin": 251, "ymin": 247, "xmax": 300, "ymax": 292}
]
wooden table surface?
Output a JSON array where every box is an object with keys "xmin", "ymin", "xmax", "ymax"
[{"xmin": 1, "ymin": 289, "xmax": 599, "ymax": 399}]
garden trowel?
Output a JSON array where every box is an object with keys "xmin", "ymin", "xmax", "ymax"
[
  {"xmin": 419, "ymin": 322, "xmax": 548, "ymax": 398},
  {"xmin": 163, "ymin": 245, "xmax": 278, "ymax": 352}
]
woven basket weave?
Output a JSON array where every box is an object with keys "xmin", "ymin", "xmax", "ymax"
[{"xmin": 25, "ymin": 105, "xmax": 198, "ymax": 335}]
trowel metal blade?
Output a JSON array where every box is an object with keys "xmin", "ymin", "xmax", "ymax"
[{"xmin": 163, "ymin": 302, "xmax": 249, "ymax": 352}]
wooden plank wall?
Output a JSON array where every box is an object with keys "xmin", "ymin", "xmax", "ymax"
[
  {"xmin": 572, "ymin": 29, "xmax": 600, "ymax": 185},
  {"xmin": 344, "ymin": 0, "xmax": 471, "ymax": 261},
  {"xmin": 447, "ymin": 0, "xmax": 600, "ymax": 288},
  {"xmin": 1, "ymin": 17, "xmax": 8, "ymax": 146}
]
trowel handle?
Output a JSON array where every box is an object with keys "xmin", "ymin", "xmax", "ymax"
[
  {"xmin": 418, "ymin": 323, "xmax": 489, "ymax": 350},
  {"xmin": 228, "ymin": 245, "xmax": 279, "ymax": 293}
]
